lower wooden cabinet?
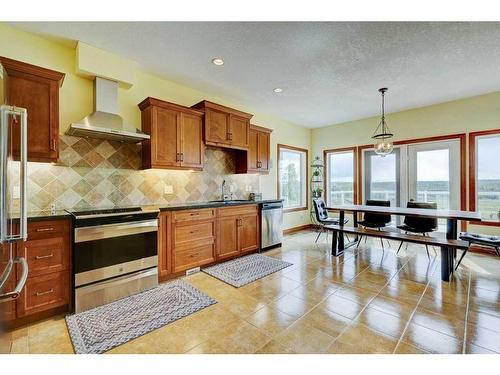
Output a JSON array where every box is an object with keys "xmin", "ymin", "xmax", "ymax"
[
  {"xmin": 157, "ymin": 204, "xmax": 260, "ymax": 280},
  {"xmin": 16, "ymin": 270, "xmax": 69, "ymax": 318},
  {"xmin": 4, "ymin": 218, "xmax": 71, "ymax": 323},
  {"xmin": 217, "ymin": 205, "xmax": 260, "ymax": 258}
]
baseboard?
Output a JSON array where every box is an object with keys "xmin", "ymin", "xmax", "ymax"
[{"xmin": 283, "ymin": 224, "xmax": 312, "ymax": 235}]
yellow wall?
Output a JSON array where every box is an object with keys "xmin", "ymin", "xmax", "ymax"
[
  {"xmin": 0, "ymin": 23, "xmax": 312, "ymax": 230},
  {"xmin": 312, "ymin": 92, "xmax": 500, "ymax": 235}
]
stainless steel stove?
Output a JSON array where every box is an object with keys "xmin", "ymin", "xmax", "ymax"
[{"xmin": 66, "ymin": 207, "xmax": 159, "ymax": 313}]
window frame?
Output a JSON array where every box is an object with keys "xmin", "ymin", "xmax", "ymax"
[
  {"xmin": 277, "ymin": 144, "xmax": 309, "ymax": 213},
  {"xmin": 469, "ymin": 129, "xmax": 500, "ymax": 227},
  {"xmin": 323, "ymin": 147, "xmax": 358, "ymax": 207}
]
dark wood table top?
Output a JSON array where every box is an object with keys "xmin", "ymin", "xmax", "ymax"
[{"xmin": 327, "ymin": 204, "xmax": 482, "ymax": 222}]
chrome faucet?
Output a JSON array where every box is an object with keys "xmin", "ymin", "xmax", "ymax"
[{"xmin": 221, "ymin": 179, "xmax": 227, "ymax": 201}]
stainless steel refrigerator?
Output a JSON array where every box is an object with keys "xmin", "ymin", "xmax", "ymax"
[{"xmin": 0, "ymin": 61, "xmax": 29, "ymax": 342}]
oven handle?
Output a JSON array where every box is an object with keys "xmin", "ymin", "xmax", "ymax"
[{"xmin": 74, "ymin": 219, "xmax": 158, "ymax": 243}]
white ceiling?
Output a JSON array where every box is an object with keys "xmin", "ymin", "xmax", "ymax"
[{"xmin": 11, "ymin": 22, "xmax": 500, "ymax": 128}]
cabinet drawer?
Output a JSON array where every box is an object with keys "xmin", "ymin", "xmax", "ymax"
[
  {"xmin": 27, "ymin": 219, "xmax": 68, "ymax": 239},
  {"xmin": 173, "ymin": 208, "xmax": 216, "ymax": 222},
  {"xmin": 174, "ymin": 221, "xmax": 215, "ymax": 245},
  {"xmin": 174, "ymin": 244, "xmax": 214, "ymax": 272},
  {"xmin": 17, "ymin": 271, "xmax": 69, "ymax": 317},
  {"xmin": 218, "ymin": 204, "xmax": 258, "ymax": 218},
  {"xmin": 19, "ymin": 237, "xmax": 68, "ymax": 277}
]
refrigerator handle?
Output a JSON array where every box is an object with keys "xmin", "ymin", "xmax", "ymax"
[
  {"xmin": 0, "ymin": 105, "xmax": 28, "ymax": 242},
  {"xmin": 0, "ymin": 256, "xmax": 28, "ymax": 303},
  {"xmin": 18, "ymin": 106, "xmax": 28, "ymax": 241}
]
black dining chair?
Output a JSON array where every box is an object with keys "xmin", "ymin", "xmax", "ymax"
[
  {"xmin": 397, "ymin": 201, "xmax": 438, "ymax": 257},
  {"xmin": 455, "ymin": 232, "xmax": 500, "ymax": 270},
  {"xmin": 357, "ymin": 199, "xmax": 392, "ymax": 250},
  {"xmin": 312, "ymin": 198, "xmax": 349, "ymax": 243}
]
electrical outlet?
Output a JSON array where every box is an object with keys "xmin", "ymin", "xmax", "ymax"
[
  {"xmin": 186, "ymin": 267, "xmax": 201, "ymax": 276},
  {"xmin": 164, "ymin": 185, "xmax": 173, "ymax": 194}
]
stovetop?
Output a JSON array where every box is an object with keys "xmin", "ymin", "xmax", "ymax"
[
  {"xmin": 66, "ymin": 206, "xmax": 159, "ymax": 227},
  {"xmin": 67, "ymin": 206, "xmax": 144, "ymax": 218}
]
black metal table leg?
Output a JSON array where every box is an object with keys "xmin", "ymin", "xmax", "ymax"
[
  {"xmin": 331, "ymin": 230, "xmax": 340, "ymax": 256},
  {"xmin": 337, "ymin": 210, "xmax": 345, "ymax": 251},
  {"xmin": 440, "ymin": 246, "xmax": 451, "ymax": 282},
  {"xmin": 441, "ymin": 218, "xmax": 458, "ymax": 282}
]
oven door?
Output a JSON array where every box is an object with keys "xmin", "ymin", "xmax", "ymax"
[{"xmin": 74, "ymin": 219, "xmax": 158, "ymax": 287}]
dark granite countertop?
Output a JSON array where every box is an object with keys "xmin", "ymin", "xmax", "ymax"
[
  {"xmin": 25, "ymin": 199, "xmax": 283, "ymax": 221},
  {"xmin": 27, "ymin": 210, "xmax": 71, "ymax": 222},
  {"xmin": 156, "ymin": 199, "xmax": 283, "ymax": 212}
]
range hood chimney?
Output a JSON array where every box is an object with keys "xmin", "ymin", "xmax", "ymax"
[{"xmin": 66, "ymin": 77, "xmax": 149, "ymax": 143}]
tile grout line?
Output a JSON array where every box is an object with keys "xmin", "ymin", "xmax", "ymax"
[
  {"xmin": 392, "ymin": 259, "xmax": 439, "ymax": 354},
  {"xmin": 462, "ymin": 270, "xmax": 472, "ymax": 354}
]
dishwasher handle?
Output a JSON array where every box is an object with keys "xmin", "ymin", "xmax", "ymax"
[{"xmin": 261, "ymin": 202, "xmax": 283, "ymax": 210}]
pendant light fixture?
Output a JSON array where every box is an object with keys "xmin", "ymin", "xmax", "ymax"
[{"xmin": 372, "ymin": 87, "xmax": 394, "ymax": 156}]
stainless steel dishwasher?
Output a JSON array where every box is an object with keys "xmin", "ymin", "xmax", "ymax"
[{"xmin": 260, "ymin": 201, "xmax": 283, "ymax": 250}]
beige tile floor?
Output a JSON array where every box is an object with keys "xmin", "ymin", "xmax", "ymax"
[{"xmin": 4, "ymin": 230, "xmax": 500, "ymax": 354}]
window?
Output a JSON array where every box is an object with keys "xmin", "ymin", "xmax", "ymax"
[
  {"xmin": 470, "ymin": 130, "xmax": 500, "ymax": 224},
  {"xmin": 325, "ymin": 148, "xmax": 356, "ymax": 206},
  {"xmin": 278, "ymin": 144, "xmax": 308, "ymax": 211}
]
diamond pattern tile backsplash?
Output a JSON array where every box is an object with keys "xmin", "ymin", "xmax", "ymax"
[{"xmin": 21, "ymin": 135, "xmax": 260, "ymax": 211}]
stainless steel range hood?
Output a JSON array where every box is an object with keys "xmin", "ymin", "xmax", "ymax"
[{"xmin": 67, "ymin": 77, "xmax": 149, "ymax": 143}]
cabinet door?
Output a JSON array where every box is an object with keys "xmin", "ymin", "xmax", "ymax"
[
  {"xmin": 238, "ymin": 214, "xmax": 260, "ymax": 253},
  {"xmin": 205, "ymin": 108, "xmax": 229, "ymax": 144},
  {"xmin": 257, "ymin": 131, "xmax": 270, "ymax": 172},
  {"xmin": 217, "ymin": 216, "xmax": 239, "ymax": 259},
  {"xmin": 229, "ymin": 115, "xmax": 249, "ymax": 149},
  {"xmin": 180, "ymin": 112, "xmax": 203, "ymax": 169},
  {"xmin": 153, "ymin": 107, "xmax": 180, "ymax": 167},
  {"xmin": 16, "ymin": 271, "xmax": 69, "ymax": 318},
  {"xmin": 7, "ymin": 73, "xmax": 59, "ymax": 162},
  {"xmin": 247, "ymin": 128, "xmax": 259, "ymax": 172},
  {"xmin": 1, "ymin": 243, "xmax": 17, "ymax": 321}
]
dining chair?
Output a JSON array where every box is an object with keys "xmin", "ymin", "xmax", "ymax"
[
  {"xmin": 397, "ymin": 201, "xmax": 438, "ymax": 257},
  {"xmin": 357, "ymin": 199, "xmax": 392, "ymax": 250},
  {"xmin": 312, "ymin": 198, "xmax": 349, "ymax": 243}
]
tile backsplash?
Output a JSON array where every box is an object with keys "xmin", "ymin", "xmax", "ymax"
[{"xmin": 23, "ymin": 135, "xmax": 260, "ymax": 211}]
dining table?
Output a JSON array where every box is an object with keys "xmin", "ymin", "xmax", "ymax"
[{"xmin": 326, "ymin": 204, "xmax": 482, "ymax": 281}]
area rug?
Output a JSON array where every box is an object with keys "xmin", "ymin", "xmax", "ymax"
[
  {"xmin": 202, "ymin": 254, "xmax": 293, "ymax": 287},
  {"xmin": 65, "ymin": 279, "xmax": 216, "ymax": 354}
]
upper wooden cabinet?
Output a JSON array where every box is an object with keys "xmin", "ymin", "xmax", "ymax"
[
  {"xmin": 139, "ymin": 97, "xmax": 204, "ymax": 170},
  {"xmin": 0, "ymin": 57, "xmax": 65, "ymax": 163},
  {"xmin": 236, "ymin": 124, "xmax": 272, "ymax": 174},
  {"xmin": 191, "ymin": 100, "xmax": 253, "ymax": 150}
]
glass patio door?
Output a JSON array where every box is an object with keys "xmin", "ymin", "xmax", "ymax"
[{"xmin": 407, "ymin": 140, "xmax": 461, "ymax": 231}]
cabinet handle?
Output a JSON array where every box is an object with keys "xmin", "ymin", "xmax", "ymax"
[
  {"xmin": 35, "ymin": 253, "xmax": 54, "ymax": 260},
  {"xmin": 36, "ymin": 227, "xmax": 54, "ymax": 232},
  {"xmin": 189, "ymin": 230, "xmax": 198, "ymax": 234},
  {"xmin": 36, "ymin": 289, "xmax": 54, "ymax": 296},
  {"xmin": 189, "ymin": 212, "xmax": 200, "ymax": 216},
  {"xmin": 180, "ymin": 153, "xmax": 184, "ymax": 162},
  {"xmin": 189, "ymin": 253, "xmax": 199, "ymax": 258},
  {"xmin": 50, "ymin": 139, "xmax": 57, "ymax": 151}
]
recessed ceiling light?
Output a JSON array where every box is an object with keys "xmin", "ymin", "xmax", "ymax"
[
  {"xmin": 212, "ymin": 58, "xmax": 224, "ymax": 66},
  {"xmin": 273, "ymin": 88, "xmax": 283, "ymax": 93}
]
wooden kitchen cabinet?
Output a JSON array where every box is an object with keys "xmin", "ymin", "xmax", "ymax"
[
  {"xmin": 217, "ymin": 205, "xmax": 259, "ymax": 259},
  {"xmin": 139, "ymin": 97, "xmax": 204, "ymax": 170},
  {"xmin": 236, "ymin": 124, "xmax": 272, "ymax": 174},
  {"xmin": 0, "ymin": 56, "xmax": 65, "ymax": 163},
  {"xmin": 191, "ymin": 100, "xmax": 253, "ymax": 150},
  {"xmin": 171, "ymin": 208, "xmax": 216, "ymax": 274},
  {"xmin": 2, "ymin": 218, "xmax": 71, "ymax": 323}
]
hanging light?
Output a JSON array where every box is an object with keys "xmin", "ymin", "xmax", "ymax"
[{"xmin": 372, "ymin": 87, "xmax": 394, "ymax": 156}]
